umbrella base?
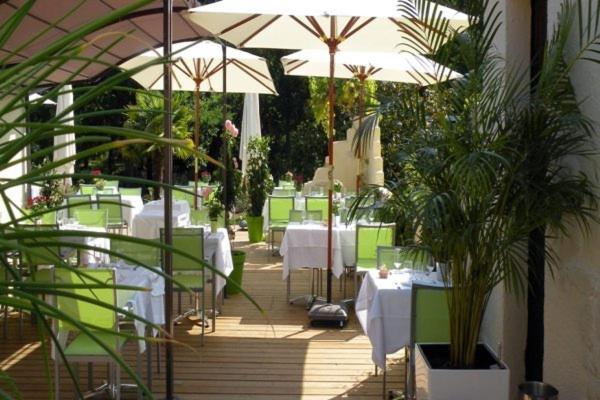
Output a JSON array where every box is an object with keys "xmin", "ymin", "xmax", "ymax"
[{"xmin": 307, "ymin": 298, "xmax": 348, "ymax": 328}]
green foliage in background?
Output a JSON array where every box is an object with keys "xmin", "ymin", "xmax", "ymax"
[{"xmin": 245, "ymin": 137, "xmax": 273, "ymax": 216}]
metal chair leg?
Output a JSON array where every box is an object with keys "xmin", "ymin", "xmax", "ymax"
[{"xmin": 383, "ymin": 366, "xmax": 387, "ymax": 400}]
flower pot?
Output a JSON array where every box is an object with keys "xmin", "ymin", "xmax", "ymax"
[
  {"xmin": 246, "ymin": 215, "xmax": 263, "ymax": 243},
  {"xmin": 210, "ymin": 220, "xmax": 218, "ymax": 233},
  {"xmin": 415, "ymin": 343, "xmax": 509, "ymax": 400},
  {"xmin": 227, "ymin": 250, "xmax": 246, "ymax": 295}
]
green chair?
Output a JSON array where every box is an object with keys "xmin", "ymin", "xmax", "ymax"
[
  {"xmin": 305, "ymin": 196, "xmax": 329, "ymax": 222},
  {"xmin": 66, "ymin": 195, "xmax": 93, "ymax": 219},
  {"xmin": 174, "ymin": 185, "xmax": 197, "ymax": 208},
  {"xmin": 79, "ymin": 184, "xmax": 97, "ymax": 196},
  {"xmin": 289, "ymin": 209, "xmax": 303, "ymax": 223},
  {"xmin": 272, "ymin": 187, "xmax": 295, "ymax": 196},
  {"xmin": 190, "ymin": 208, "xmax": 210, "ymax": 226},
  {"xmin": 97, "ymin": 194, "xmax": 126, "ymax": 233},
  {"xmin": 18, "ymin": 224, "xmax": 63, "ymax": 271},
  {"xmin": 96, "ymin": 188, "xmax": 116, "ymax": 195},
  {"xmin": 118, "ymin": 187, "xmax": 142, "ymax": 197},
  {"xmin": 53, "ymin": 268, "xmax": 133, "ymax": 400},
  {"xmin": 160, "ymin": 227, "xmax": 206, "ymax": 345},
  {"xmin": 75, "ymin": 209, "xmax": 108, "ymax": 229},
  {"xmin": 41, "ymin": 210, "xmax": 58, "ymax": 225},
  {"xmin": 406, "ymin": 284, "xmax": 451, "ymax": 397},
  {"xmin": 353, "ymin": 223, "xmax": 396, "ymax": 299},
  {"xmin": 377, "ymin": 246, "xmax": 431, "ymax": 271},
  {"xmin": 268, "ymin": 196, "xmax": 295, "ymax": 254},
  {"xmin": 110, "ymin": 238, "xmax": 160, "ymax": 267},
  {"xmin": 104, "ymin": 180, "xmax": 119, "ymax": 190},
  {"xmin": 305, "ymin": 210, "xmax": 323, "ymax": 222}
]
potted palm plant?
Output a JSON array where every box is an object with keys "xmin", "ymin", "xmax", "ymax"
[
  {"xmin": 245, "ymin": 137, "xmax": 272, "ymax": 243},
  {"xmin": 353, "ymin": 1, "xmax": 600, "ymax": 398}
]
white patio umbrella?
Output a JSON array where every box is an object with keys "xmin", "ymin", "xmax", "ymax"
[
  {"xmin": 239, "ymin": 93, "xmax": 262, "ymax": 176},
  {"xmin": 187, "ymin": 0, "xmax": 470, "ymax": 305},
  {"xmin": 53, "ymin": 85, "xmax": 76, "ymax": 187},
  {"xmin": 282, "ymin": 49, "xmax": 462, "ymax": 189},
  {"xmin": 28, "ymin": 93, "xmax": 56, "ymax": 105},
  {"xmin": 120, "ymin": 40, "xmax": 276, "ymax": 207}
]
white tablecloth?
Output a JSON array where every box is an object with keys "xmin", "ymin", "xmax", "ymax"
[
  {"xmin": 355, "ymin": 270, "xmax": 443, "ymax": 368},
  {"xmin": 202, "ymin": 227, "xmax": 234, "ymax": 295},
  {"xmin": 59, "ymin": 224, "xmax": 110, "ymax": 265},
  {"xmin": 120, "ymin": 194, "xmax": 144, "ymax": 228},
  {"xmin": 131, "ymin": 200, "xmax": 191, "ymax": 239},
  {"xmin": 279, "ymin": 223, "xmax": 356, "ymax": 279}
]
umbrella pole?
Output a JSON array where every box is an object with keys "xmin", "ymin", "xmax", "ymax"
[
  {"xmin": 221, "ymin": 44, "xmax": 229, "ymax": 229},
  {"xmin": 326, "ymin": 39, "xmax": 337, "ymax": 304},
  {"xmin": 194, "ymin": 79, "xmax": 201, "ymax": 209},
  {"xmin": 356, "ymin": 77, "xmax": 366, "ymax": 193},
  {"xmin": 162, "ymin": 0, "xmax": 175, "ymax": 399}
]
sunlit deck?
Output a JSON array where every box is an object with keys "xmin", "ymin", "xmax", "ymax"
[{"xmin": 0, "ymin": 231, "xmax": 404, "ymax": 399}]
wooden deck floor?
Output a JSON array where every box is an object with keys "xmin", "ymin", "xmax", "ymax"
[{"xmin": 0, "ymin": 231, "xmax": 404, "ymax": 399}]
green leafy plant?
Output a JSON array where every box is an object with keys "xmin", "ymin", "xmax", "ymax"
[
  {"xmin": 245, "ymin": 137, "xmax": 273, "ymax": 217},
  {"xmin": 123, "ymin": 91, "xmax": 195, "ymax": 199},
  {"xmin": 205, "ymin": 191, "xmax": 224, "ymax": 221},
  {"xmin": 352, "ymin": 0, "xmax": 600, "ymax": 369}
]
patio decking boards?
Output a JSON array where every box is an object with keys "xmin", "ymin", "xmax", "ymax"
[{"xmin": 0, "ymin": 231, "xmax": 404, "ymax": 399}]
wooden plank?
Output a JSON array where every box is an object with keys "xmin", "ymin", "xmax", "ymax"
[{"xmin": 0, "ymin": 231, "xmax": 405, "ymax": 398}]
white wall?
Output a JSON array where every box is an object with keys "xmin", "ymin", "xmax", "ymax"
[
  {"xmin": 485, "ymin": 1, "xmax": 600, "ymax": 398},
  {"xmin": 543, "ymin": 2, "xmax": 600, "ymax": 398},
  {"xmin": 0, "ymin": 96, "xmax": 27, "ymax": 222},
  {"xmin": 479, "ymin": 1, "xmax": 531, "ymax": 398}
]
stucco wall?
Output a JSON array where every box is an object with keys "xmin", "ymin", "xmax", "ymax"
[
  {"xmin": 543, "ymin": 2, "xmax": 600, "ymax": 398},
  {"xmin": 479, "ymin": 1, "xmax": 530, "ymax": 399}
]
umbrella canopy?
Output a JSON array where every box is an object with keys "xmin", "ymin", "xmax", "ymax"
[
  {"xmin": 120, "ymin": 40, "xmax": 277, "ymax": 94},
  {"xmin": 53, "ymin": 85, "xmax": 76, "ymax": 186},
  {"xmin": 187, "ymin": 0, "xmax": 470, "ymax": 304},
  {"xmin": 185, "ymin": 0, "xmax": 470, "ymax": 53},
  {"xmin": 28, "ymin": 93, "xmax": 56, "ymax": 105},
  {"xmin": 120, "ymin": 40, "xmax": 277, "ymax": 208},
  {"xmin": 282, "ymin": 49, "xmax": 462, "ymax": 191},
  {"xmin": 282, "ymin": 50, "xmax": 462, "ymax": 85},
  {"xmin": 240, "ymin": 93, "xmax": 262, "ymax": 176}
]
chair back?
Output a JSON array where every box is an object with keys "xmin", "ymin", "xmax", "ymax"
[
  {"xmin": 411, "ymin": 284, "xmax": 451, "ymax": 345},
  {"xmin": 55, "ymin": 268, "xmax": 117, "ymax": 332},
  {"xmin": 289, "ymin": 210, "xmax": 303, "ymax": 223},
  {"xmin": 41, "ymin": 210, "xmax": 58, "ymax": 225},
  {"xmin": 119, "ymin": 187, "xmax": 142, "ymax": 197},
  {"xmin": 305, "ymin": 210, "xmax": 323, "ymax": 222},
  {"xmin": 355, "ymin": 223, "xmax": 395, "ymax": 270},
  {"xmin": 79, "ymin": 184, "xmax": 96, "ymax": 196},
  {"xmin": 104, "ymin": 180, "xmax": 119, "ymax": 190},
  {"xmin": 66, "ymin": 195, "xmax": 93, "ymax": 218},
  {"xmin": 272, "ymin": 187, "xmax": 295, "ymax": 197},
  {"xmin": 269, "ymin": 196, "xmax": 295, "ymax": 225},
  {"xmin": 190, "ymin": 208, "xmax": 210, "ymax": 225},
  {"xmin": 305, "ymin": 196, "xmax": 329, "ymax": 221},
  {"xmin": 97, "ymin": 194, "xmax": 123, "ymax": 226},
  {"xmin": 110, "ymin": 238, "xmax": 160, "ymax": 267},
  {"xmin": 18, "ymin": 224, "xmax": 62, "ymax": 268},
  {"xmin": 96, "ymin": 188, "xmax": 115, "ymax": 195},
  {"xmin": 174, "ymin": 185, "xmax": 196, "ymax": 208},
  {"xmin": 377, "ymin": 246, "xmax": 431, "ymax": 271},
  {"xmin": 75, "ymin": 209, "xmax": 108, "ymax": 229},
  {"xmin": 161, "ymin": 227, "xmax": 204, "ymax": 272}
]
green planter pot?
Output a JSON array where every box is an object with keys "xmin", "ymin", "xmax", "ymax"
[
  {"xmin": 228, "ymin": 250, "xmax": 246, "ymax": 295},
  {"xmin": 246, "ymin": 215, "xmax": 264, "ymax": 243}
]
